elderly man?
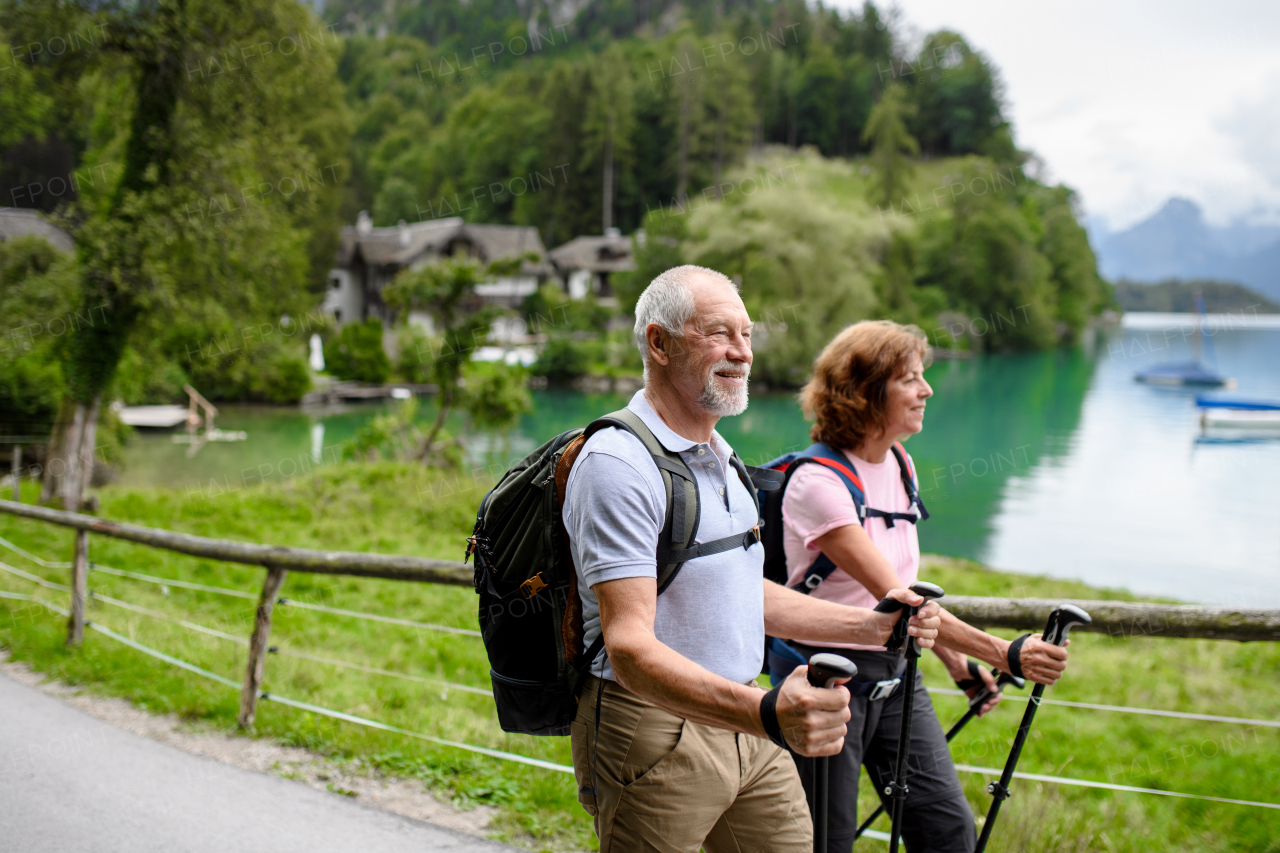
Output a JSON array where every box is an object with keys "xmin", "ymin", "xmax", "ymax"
[{"xmin": 563, "ymin": 265, "xmax": 942, "ymax": 852}]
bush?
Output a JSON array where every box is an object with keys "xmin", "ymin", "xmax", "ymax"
[
  {"xmin": 395, "ymin": 324, "xmax": 438, "ymax": 384},
  {"xmin": 532, "ymin": 335, "xmax": 595, "ymax": 384},
  {"xmin": 463, "ymin": 360, "xmax": 531, "ymax": 432},
  {"xmin": 324, "ymin": 318, "xmax": 391, "ymax": 383}
]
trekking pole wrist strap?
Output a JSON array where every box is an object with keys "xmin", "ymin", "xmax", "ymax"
[
  {"xmin": 954, "ymin": 659, "xmax": 983, "ymax": 691},
  {"xmin": 1006, "ymin": 633, "xmax": 1032, "ymax": 680},
  {"xmin": 759, "ymin": 685, "xmax": 788, "ymax": 750}
]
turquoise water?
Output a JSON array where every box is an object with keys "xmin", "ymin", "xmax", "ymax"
[{"xmin": 118, "ymin": 320, "xmax": 1280, "ymax": 606}]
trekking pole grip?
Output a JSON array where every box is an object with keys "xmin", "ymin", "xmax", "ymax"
[
  {"xmin": 806, "ymin": 653, "xmax": 857, "ymax": 688},
  {"xmin": 873, "ymin": 581, "xmax": 944, "ymax": 655},
  {"xmin": 1042, "ymin": 603, "xmax": 1092, "ymax": 647}
]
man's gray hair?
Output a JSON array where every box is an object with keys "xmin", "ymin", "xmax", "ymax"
[{"xmin": 632, "ymin": 265, "xmax": 738, "ymax": 366}]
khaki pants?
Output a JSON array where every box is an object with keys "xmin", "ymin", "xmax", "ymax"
[{"xmin": 571, "ymin": 676, "xmax": 812, "ymax": 853}]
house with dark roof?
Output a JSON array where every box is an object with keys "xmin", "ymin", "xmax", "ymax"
[
  {"xmin": 0, "ymin": 208, "xmax": 75, "ymax": 253},
  {"xmin": 325, "ymin": 212, "xmax": 553, "ymax": 325},
  {"xmin": 547, "ymin": 228, "xmax": 637, "ymax": 304}
]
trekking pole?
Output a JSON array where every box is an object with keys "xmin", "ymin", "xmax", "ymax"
[
  {"xmin": 874, "ymin": 581, "xmax": 945, "ymax": 853},
  {"xmin": 807, "ymin": 653, "xmax": 858, "ymax": 853},
  {"xmin": 973, "ymin": 604, "xmax": 1092, "ymax": 853},
  {"xmin": 853, "ymin": 667, "xmax": 1025, "ymax": 841}
]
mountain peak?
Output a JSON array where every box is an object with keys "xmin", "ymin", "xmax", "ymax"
[{"xmin": 1155, "ymin": 197, "xmax": 1203, "ymax": 223}]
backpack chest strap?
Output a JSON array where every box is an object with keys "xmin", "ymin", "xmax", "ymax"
[{"xmin": 660, "ymin": 523, "xmax": 763, "ymax": 566}]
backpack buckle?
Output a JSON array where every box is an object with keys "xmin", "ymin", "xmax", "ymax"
[
  {"xmin": 520, "ymin": 572, "xmax": 548, "ymax": 599},
  {"xmin": 869, "ymin": 677, "xmax": 900, "ymax": 701}
]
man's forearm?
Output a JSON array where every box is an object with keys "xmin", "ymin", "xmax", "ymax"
[
  {"xmin": 762, "ymin": 580, "xmax": 883, "ymax": 646},
  {"xmin": 934, "ymin": 609, "xmax": 1010, "ymax": 669},
  {"xmin": 608, "ymin": 633, "xmax": 768, "ymax": 736}
]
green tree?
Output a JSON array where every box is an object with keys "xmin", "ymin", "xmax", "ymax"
[
  {"xmin": 583, "ymin": 44, "xmax": 635, "ymax": 233},
  {"xmin": 11, "ymin": 0, "xmax": 350, "ymax": 509},
  {"xmin": 793, "ymin": 43, "xmax": 842, "ymax": 153},
  {"xmin": 383, "ymin": 259, "xmax": 531, "ymax": 465},
  {"xmin": 916, "ymin": 165, "xmax": 1057, "ymax": 350},
  {"xmin": 702, "ymin": 49, "xmax": 757, "ymax": 193},
  {"xmin": 0, "ymin": 235, "xmax": 75, "ymax": 429},
  {"xmin": 863, "ymin": 84, "xmax": 919, "ymax": 209},
  {"xmin": 0, "ymin": 27, "xmax": 50, "ymax": 147},
  {"xmin": 907, "ymin": 31, "xmax": 1008, "ymax": 156},
  {"xmin": 682, "ymin": 151, "xmax": 880, "ymax": 385}
]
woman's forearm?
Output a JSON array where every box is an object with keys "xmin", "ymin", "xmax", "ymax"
[{"xmin": 934, "ymin": 609, "xmax": 1010, "ymax": 669}]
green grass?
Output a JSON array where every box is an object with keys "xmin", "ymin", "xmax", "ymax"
[{"xmin": 1, "ymin": 467, "xmax": 1277, "ymax": 852}]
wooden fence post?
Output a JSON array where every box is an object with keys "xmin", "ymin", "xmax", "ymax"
[
  {"xmin": 238, "ymin": 564, "xmax": 287, "ymax": 729},
  {"xmin": 66, "ymin": 529, "xmax": 88, "ymax": 645}
]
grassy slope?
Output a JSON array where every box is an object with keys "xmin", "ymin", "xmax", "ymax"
[{"xmin": 1, "ymin": 466, "xmax": 1276, "ymax": 852}]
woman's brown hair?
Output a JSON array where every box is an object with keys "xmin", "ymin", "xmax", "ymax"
[{"xmin": 800, "ymin": 320, "xmax": 932, "ymax": 451}]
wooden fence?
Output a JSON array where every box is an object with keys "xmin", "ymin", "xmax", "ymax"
[{"xmin": 1, "ymin": 497, "xmax": 1277, "ymax": 730}]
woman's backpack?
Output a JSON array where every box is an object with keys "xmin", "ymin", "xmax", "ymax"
[
  {"xmin": 757, "ymin": 441, "xmax": 928, "ymax": 593},
  {"xmin": 466, "ymin": 408, "xmax": 782, "ymax": 736}
]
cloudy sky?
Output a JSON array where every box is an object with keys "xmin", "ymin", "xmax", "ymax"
[{"xmin": 849, "ymin": 0, "xmax": 1280, "ymax": 231}]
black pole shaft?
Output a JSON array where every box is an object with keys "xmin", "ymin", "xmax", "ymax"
[
  {"xmin": 974, "ymin": 683, "xmax": 1046, "ymax": 853},
  {"xmin": 814, "ymin": 755, "xmax": 829, "ymax": 853},
  {"xmin": 886, "ymin": 609, "xmax": 921, "ymax": 853},
  {"xmin": 856, "ymin": 704, "xmax": 980, "ymax": 839}
]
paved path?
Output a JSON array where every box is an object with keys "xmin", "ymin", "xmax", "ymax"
[{"xmin": 0, "ymin": 672, "xmax": 519, "ymax": 853}]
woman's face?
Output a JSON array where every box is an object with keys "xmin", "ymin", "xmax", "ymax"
[{"xmin": 882, "ymin": 353, "xmax": 933, "ymax": 439}]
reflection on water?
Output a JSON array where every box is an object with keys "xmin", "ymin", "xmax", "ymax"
[{"xmin": 117, "ymin": 322, "xmax": 1280, "ymax": 605}]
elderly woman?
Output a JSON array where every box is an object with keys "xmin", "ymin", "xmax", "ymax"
[{"xmin": 774, "ymin": 320, "xmax": 1069, "ymax": 853}]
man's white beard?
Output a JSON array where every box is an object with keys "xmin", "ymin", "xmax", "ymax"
[{"xmin": 698, "ymin": 360, "xmax": 750, "ymax": 416}]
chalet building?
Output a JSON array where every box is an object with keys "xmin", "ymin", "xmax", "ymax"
[
  {"xmin": 547, "ymin": 228, "xmax": 637, "ymax": 304},
  {"xmin": 325, "ymin": 212, "xmax": 553, "ymax": 325}
]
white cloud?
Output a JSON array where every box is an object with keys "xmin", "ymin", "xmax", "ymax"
[{"xmin": 831, "ymin": 0, "xmax": 1280, "ymax": 229}]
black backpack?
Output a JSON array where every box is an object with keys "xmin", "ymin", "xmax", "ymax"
[{"xmin": 466, "ymin": 408, "xmax": 782, "ymax": 736}]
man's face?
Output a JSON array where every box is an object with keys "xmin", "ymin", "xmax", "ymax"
[{"xmin": 668, "ymin": 276, "xmax": 754, "ymax": 417}]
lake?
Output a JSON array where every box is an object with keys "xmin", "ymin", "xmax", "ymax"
[{"xmin": 117, "ymin": 315, "xmax": 1280, "ymax": 606}]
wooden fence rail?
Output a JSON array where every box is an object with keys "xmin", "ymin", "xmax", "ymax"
[{"xmin": 1, "ymin": 498, "xmax": 1277, "ymax": 728}]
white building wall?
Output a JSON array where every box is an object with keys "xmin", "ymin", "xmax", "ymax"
[
  {"xmin": 323, "ymin": 268, "xmax": 363, "ymax": 326},
  {"xmin": 567, "ymin": 269, "xmax": 592, "ymax": 300}
]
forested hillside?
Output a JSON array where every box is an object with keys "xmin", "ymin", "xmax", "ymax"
[
  {"xmin": 0, "ymin": 0, "xmax": 1111, "ymax": 446},
  {"xmin": 324, "ymin": 0, "xmax": 1019, "ymax": 242}
]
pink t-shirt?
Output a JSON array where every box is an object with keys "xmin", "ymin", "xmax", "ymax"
[{"xmin": 781, "ymin": 447, "xmax": 920, "ymax": 651}]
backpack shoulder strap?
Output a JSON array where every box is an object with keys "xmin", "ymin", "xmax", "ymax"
[
  {"xmin": 889, "ymin": 442, "xmax": 929, "ymax": 522},
  {"xmin": 783, "ymin": 443, "xmax": 868, "ymax": 594},
  {"xmin": 583, "ymin": 410, "xmax": 762, "ymax": 594},
  {"xmin": 584, "ymin": 409, "xmax": 700, "ymax": 594},
  {"xmin": 793, "ymin": 443, "xmax": 868, "ymax": 518}
]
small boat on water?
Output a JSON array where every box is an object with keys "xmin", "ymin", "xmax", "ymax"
[
  {"xmin": 1197, "ymin": 395, "xmax": 1280, "ymax": 430},
  {"xmin": 116, "ymin": 404, "xmax": 192, "ymax": 429},
  {"xmin": 1134, "ymin": 291, "xmax": 1236, "ymax": 387},
  {"xmin": 1136, "ymin": 361, "xmax": 1234, "ymax": 387}
]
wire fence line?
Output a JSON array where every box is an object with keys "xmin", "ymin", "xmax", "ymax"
[
  {"xmin": 0, "ymin": 562, "xmax": 490, "ymax": 697},
  {"xmin": 4, "ymin": 587, "xmax": 1277, "ymax": 815},
  {"xmin": 0, "ymin": 535, "xmax": 480, "ymax": 634},
  {"xmin": 3, "ymin": 542, "xmax": 1279, "ymax": 729},
  {"xmin": 1, "ymin": 590, "xmax": 578, "ymax": 775},
  {"xmin": 2, "ymin": 507, "xmax": 1280, "ymax": 822}
]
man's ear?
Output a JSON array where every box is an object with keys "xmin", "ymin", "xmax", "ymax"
[{"xmin": 646, "ymin": 323, "xmax": 671, "ymax": 367}]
